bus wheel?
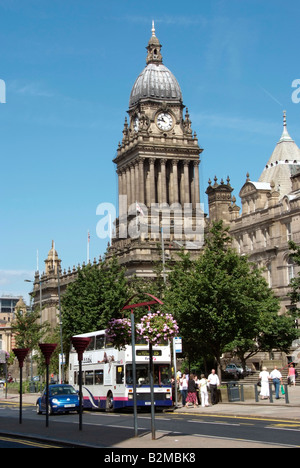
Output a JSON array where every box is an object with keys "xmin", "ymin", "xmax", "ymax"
[{"xmin": 105, "ymin": 392, "xmax": 113, "ymax": 412}]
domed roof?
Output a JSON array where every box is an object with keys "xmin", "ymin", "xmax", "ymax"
[
  {"xmin": 129, "ymin": 63, "xmax": 182, "ymax": 108},
  {"xmin": 129, "ymin": 23, "xmax": 182, "ymax": 109},
  {"xmin": 259, "ymin": 112, "xmax": 300, "ymax": 196}
]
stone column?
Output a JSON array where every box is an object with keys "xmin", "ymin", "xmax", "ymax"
[
  {"xmin": 172, "ymin": 160, "xmax": 179, "ymax": 204},
  {"xmin": 126, "ymin": 165, "xmax": 131, "ymax": 208},
  {"xmin": 138, "ymin": 158, "xmax": 145, "ymax": 204},
  {"xmin": 184, "ymin": 161, "xmax": 190, "ymax": 204},
  {"xmin": 130, "ymin": 163, "xmax": 135, "ymax": 206},
  {"xmin": 149, "ymin": 158, "xmax": 156, "ymax": 205},
  {"xmin": 193, "ymin": 160, "xmax": 200, "ymax": 206},
  {"xmin": 160, "ymin": 159, "xmax": 167, "ymax": 204},
  {"xmin": 122, "ymin": 169, "xmax": 127, "ymax": 196},
  {"xmin": 117, "ymin": 169, "xmax": 123, "ymax": 197},
  {"xmin": 134, "ymin": 162, "xmax": 139, "ymax": 202}
]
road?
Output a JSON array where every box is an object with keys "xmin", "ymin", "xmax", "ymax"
[{"xmin": 0, "ymin": 399, "xmax": 300, "ymax": 448}]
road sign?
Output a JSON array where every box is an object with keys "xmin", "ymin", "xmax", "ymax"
[{"xmin": 174, "ymin": 337, "xmax": 182, "ymax": 353}]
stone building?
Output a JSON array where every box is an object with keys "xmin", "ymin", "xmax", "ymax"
[
  {"xmin": 206, "ymin": 113, "xmax": 300, "ymax": 366},
  {"xmin": 0, "ymin": 297, "xmax": 26, "ymax": 354},
  {"xmin": 108, "ymin": 23, "xmax": 204, "ymax": 278},
  {"xmin": 30, "ymin": 27, "xmax": 300, "ymax": 367},
  {"xmin": 207, "ymin": 112, "xmax": 300, "ymax": 315}
]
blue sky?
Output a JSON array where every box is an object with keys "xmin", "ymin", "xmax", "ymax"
[{"xmin": 0, "ymin": 0, "xmax": 300, "ymax": 302}]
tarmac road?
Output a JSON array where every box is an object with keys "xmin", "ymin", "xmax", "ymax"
[{"xmin": 0, "ymin": 390, "xmax": 300, "ymax": 449}]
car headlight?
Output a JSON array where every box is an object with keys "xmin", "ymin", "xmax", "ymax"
[{"xmin": 52, "ymin": 398, "xmax": 59, "ymax": 404}]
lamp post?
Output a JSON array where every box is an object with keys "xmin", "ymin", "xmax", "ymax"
[
  {"xmin": 12, "ymin": 348, "xmax": 30, "ymax": 424},
  {"xmin": 39, "ymin": 343, "xmax": 57, "ymax": 428},
  {"xmin": 71, "ymin": 337, "xmax": 91, "ymax": 430},
  {"xmin": 122, "ymin": 294, "xmax": 164, "ymax": 439}
]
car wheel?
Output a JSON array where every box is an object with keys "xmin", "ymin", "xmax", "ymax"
[{"xmin": 36, "ymin": 403, "xmax": 42, "ymax": 415}]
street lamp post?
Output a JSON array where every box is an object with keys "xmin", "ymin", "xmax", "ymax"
[
  {"xmin": 39, "ymin": 343, "xmax": 57, "ymax": 428},
  {"xmin": 12, "ymin": 348, "xmax": 30, "ymax": 424},
  {"xmin": 71, "ymin": 337, "xmax": 91, "ymax": 431},
  {"xmin": 122, "ymin": 294, "xmax": 164, "ymax": 440}
]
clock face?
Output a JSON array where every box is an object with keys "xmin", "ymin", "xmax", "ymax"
[{"xmin": 156, "ymin": 112, "xmax": 173, "ymax": 131}]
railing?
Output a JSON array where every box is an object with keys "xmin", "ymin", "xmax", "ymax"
[
  {"xmin": 224, "ymin": 382, "xmax": 290, "ymax": 405},
  {"xmin": 254, "ymin": 383, "xmax": 290, "ymax": 404}
]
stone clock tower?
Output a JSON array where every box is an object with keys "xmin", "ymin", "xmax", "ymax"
[{"xmin": 109, "ymin": 24, "xmax": 203, "ymax": 279}]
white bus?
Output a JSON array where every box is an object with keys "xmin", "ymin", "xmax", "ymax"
[{"xmin": 69, "ymin": 329, "xmax": 173, "ymax": 411}]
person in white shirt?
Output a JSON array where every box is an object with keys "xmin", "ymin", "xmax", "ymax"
[
  {"xmin": 259, "ymin": 367, "xmax": 270, "ymax": 400},
  {"xmin": 179, "ymin": 374, "xmax": 188, "ymax": 407},
  {"xmin": 199, "ymin": 374, "xmax": 209, "ymax": 407},
  {"xmin": 208, "ymin": 369, "xmax": 220, "ymax": 405},
  {"xmin": 269, "ymin": 366, "xmax": 283, "ymax": 400}
]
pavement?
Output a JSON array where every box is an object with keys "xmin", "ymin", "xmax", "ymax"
[{"xmin": 0, "ymin": 386, "xmax": 299, "ymax": 449}]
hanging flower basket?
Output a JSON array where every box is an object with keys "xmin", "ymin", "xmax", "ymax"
[
  {"xmin": 105, "ymin": 318, "xmax": 132, "ymax": 350},
  {"xmin": 137, "ymin": 311, "xmax": 179, "ymax": 345}
]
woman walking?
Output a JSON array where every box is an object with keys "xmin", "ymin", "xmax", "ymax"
[
  {"xmin": 259, "ymin": 367, "xmax": 270, "ymax": 400},
  {"xmin": 199, "ymin": 374, "xmax": 209, "ymax": 407},
  {"xmin": 185, "ymin": 374, "xmax": 198, "ymax": 408}
]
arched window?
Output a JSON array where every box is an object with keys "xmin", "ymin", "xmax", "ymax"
[{"xmin": 287, "ymin": 257, "xmax": 295, "ymax": 284}]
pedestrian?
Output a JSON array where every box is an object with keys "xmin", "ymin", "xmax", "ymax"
[
  {"xmin": 185, "ymin": 374, "xmax": 198, "ymax": 408},
  {"xmin": 269, "ymin": 366, "xmax": 283, "ymax": 399},
  {"xmin": 199, "ymin": 374, "xmax": 209, "ymax": 407},
  {"xmin": 259, "ymin": 367, "xmax": 270, "ymax": 400},
  {"xmin": 208, "ymin": 369, "xmax": 220, "ymax": 405},
  {"xmin": 288, "ymin": 364, "xmax": 296, "ymax": 387},
  {"xmin": 194, "ymin": 375, "xmax": 201, "ymax": 405},
  {"xmin": 180, "ymin": 373, "xmax": 188, "ymax": 407}
]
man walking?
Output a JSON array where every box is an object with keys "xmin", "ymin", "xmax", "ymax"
[
  {"xmin": 208, "ymin": 369, "xmax": 220, "ymax": 405},
  {"xmin": 270, "ymin": 366, "xmax": 283, "ymax": 399}
]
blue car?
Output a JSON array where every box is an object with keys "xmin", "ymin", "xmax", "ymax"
[{"xmin": 36, "ymin": 384, "xmax": 80, "ymax": 415}]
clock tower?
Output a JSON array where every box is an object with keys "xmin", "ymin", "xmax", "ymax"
[{"xmin": 109, "ymin": 23, "xmax": 203, "ymax": 279}]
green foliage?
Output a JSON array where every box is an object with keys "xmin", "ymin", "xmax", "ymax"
[
  {"xmin": 11, "ymin": 308, "xmax": 50, "ymax": 350},
  {"xmin": 61, "ymin": 256, "xmax": 132, "ymax": 341},
  {"xmin": 164, "ymin": 221, "xmax": 298, "ymax": 370},
  {"xmin": 289, "ymin": 240, "xmax": 300, "ymax": 316}
]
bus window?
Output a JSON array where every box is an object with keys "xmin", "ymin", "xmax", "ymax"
[
  {"xmin": 85, "ymin": 371, "xmax": 94, "ymax": 386},
  {"xmin": 156, "ymin": 365, "xmax": 171, "ymax": 385},
  {"xmin": 126, "ymin": 364, "xmax": 150, "ymax": 385},
  {"xmin": 116, "ymin": 366, "xmax": 124, "ymax": 384},
  {"xmin": 95, "ymin": 335, "xmax": 105, "ymax": 349},
  {"xmin": 95, "ymin": 369, "xmax": 104, "ymax": 385},
  {"xmin": 126, "ymin": 364, "xmax": 171, "ymax": 385},
  {"xmin": 86, "ymin": 337, "xmax": 95, "ymax": 351}
]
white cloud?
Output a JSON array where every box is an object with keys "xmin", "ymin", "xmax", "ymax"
[
  {"xmin": 8, "ymin": 80, "xmax": 55, "ymax": 98},
  {"xmin": 0, "ymin": 270, "xmax": 35, "ymax": 305}
]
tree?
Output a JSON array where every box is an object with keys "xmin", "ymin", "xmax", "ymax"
[
  {"xmin": 289, "ymin": 240, "xmax": 300, "ymax": 318},
  {"xmin": 164, "ymin": 221, "xmax": 294, "ymax": 373},
  {"xmin": 61, "ymin": 256, "xmax": 132, "ymax": 343},
  {"xmin": 12, "ymin": 305, "xmax": 49, "ymax": 350}
]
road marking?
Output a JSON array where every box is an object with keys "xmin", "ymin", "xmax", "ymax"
[
  {"xmin": 188, "ymin": 419, "xmax": 240, "ymax": 427},
  {"xmin": 190, "ymin": 433, "xmax": 300, "ymax": 448},
  {"xmin": 266, "ymin": 426, "xmax": 300, "ymax": 432},
  {"xmin": 0, "ymin": 436, "xmax": 61, "ymax": 448}
]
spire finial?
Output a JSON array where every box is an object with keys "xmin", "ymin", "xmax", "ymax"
[
  {"xmin": 152, "ymin": 20, "xmax": 156, "ymax": 37},
  {"xmin": 279, "ymin": 110, "xmax": 294, "ymax": 143}
]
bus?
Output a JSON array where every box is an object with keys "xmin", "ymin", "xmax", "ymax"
[{"xmin": 69, "ymin": 329, "xmax": 173, "ymax": 411}]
